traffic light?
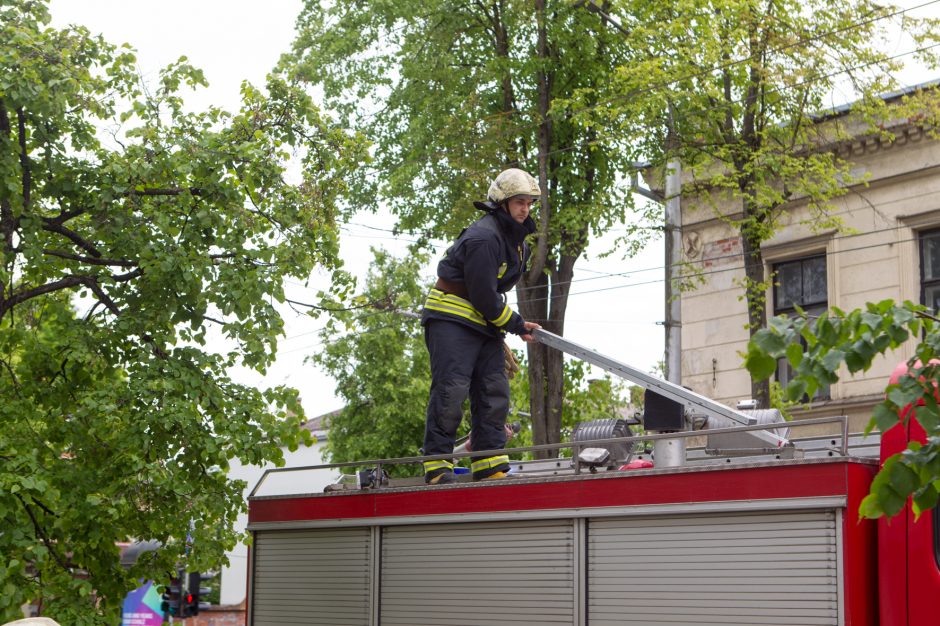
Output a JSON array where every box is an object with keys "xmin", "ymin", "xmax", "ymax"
[
  {"xmin": 184, "ymin": 571, "xmax": 213, "ymax": 616},
  {"xmin": 179, "ymin": 586, "xmax": 196, "ymax": 618},
  {"xmin": 160, "ymin": 570, "xmax": 185, "ymax": 618}
]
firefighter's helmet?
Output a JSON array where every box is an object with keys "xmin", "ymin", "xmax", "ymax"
[{"xmin": 487, "ymin": 168, "xmax": 541, "ymax": 204}]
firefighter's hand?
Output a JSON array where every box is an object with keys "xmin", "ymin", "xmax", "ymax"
[{"xmin": 520, "ymin": 321, "xmax": 541, "ymax": 343}]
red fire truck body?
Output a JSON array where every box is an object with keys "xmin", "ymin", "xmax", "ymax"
[
  {"xmin": 877, "ymin": 418, "xmax": 937, "ymax": 626},
  {"xmin": 246, "ymin": 432, "xmax": 935, "ymax": 626}
]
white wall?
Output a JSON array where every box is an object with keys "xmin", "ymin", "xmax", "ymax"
[{"xmin": 219, "ymin": 430, "xmax": 338, "ymax": 606}]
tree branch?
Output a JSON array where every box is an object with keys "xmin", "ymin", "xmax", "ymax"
[
  {"xmin": 1, "ymin": 275, "xmax": 87, "ymax": 317},
  {"xmin": 0, "ymin": 99, "xmax": 16, "ymax": 253},
  {"xmin": 17, "ymin": 107, "xmax": 31, "ymax": 211},
  {"xmin": 84, "ymin": 278, "xmax": 120, "ymax": 315},
  {"xmin": 0, "ymin": 275, "xmax": 119, "ymax": 318},
  {"xmin": 125, "ymin": 187, "xmax": 202, "ymax": 197},
  {"xmin": 16, "ymin": 494, "xmax": 70, "ymax": 572},
  {"xmin": 141, "ymin": 334, "xmax": 169, "ymax": 359},
  {"xmin": 41, "ymin": 221, "xmax": 102, "ymax": 258},
  {"xmin": 46, "ymin": 206, "xmax": 86, "ymax": 226},
  {"xmin": 112, "ymin": 267, "xmax": 143, "ymax": 282},
  {"xmin": 0, "ymin": 356, "xmax": 21, "ymax": 396},
  {"xmin": 43, "ymin": 249, "xmax": 136, "ymax": 267},
  {"xmin": 285, "ymin": 296, "xmax": 394, "ymax": 312}
]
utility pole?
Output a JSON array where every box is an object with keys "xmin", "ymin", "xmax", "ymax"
[
  {"xmin": 664, "ymin": 105, "xmax": 682, "ymax": 386},
  {"xmin": 655, "ymin": 105, "xmax": 685, "ymax": 468}
]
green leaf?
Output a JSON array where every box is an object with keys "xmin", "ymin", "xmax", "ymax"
[
  {"xmin": 744, "ymin": 345, "xmax": 778, "ymax": 381},
  {"xmin": 844, "ymin": 349, "xmax": 866, "ymax": 373},
  {"xmin": 888, "ymin": 461, "xmax": 918, "ymax": 496},
  {"xmin": 913, "ymin": 486, "xmax": 939, "ymax": 516},
  {"xmin": 786, "ymin": 378, "xmax": 807, "ymax": 402},
  {"xmin": 872, "ymin": 402, "xmax": 901, "ymax": 433},
  {"xmin": 858, "ymin": 493, "xmax": 884, "ymax": 519},
  {"xmin": 752, "ymin": 329, "xmax": 788, "ymax": 356},
  {"xmin": 821, "ymin": 349, "xmax": 845, "ymax": 373},
  {"xmin": 785, "ymin": 342, "xmax": 804, "ymax": 368}
]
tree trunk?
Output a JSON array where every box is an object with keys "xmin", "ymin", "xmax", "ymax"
[
  {"xmin": 738, "ymin": 14, "xmax": 771, "ymax": 408},
  {"xmin": 518, "ymin": 266, "xmax": 551, "ymax": 454},
  {"xmin": 518, "ymin": 0, "xmax": 563, "ymax": 457},
  {"xmin": 741, "ymin": 203, "xmax": 770, "ymax": 408}
]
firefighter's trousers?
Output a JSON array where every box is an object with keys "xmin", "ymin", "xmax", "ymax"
[{"xmin": 424, "ymin": 320, "xmax": 510, "ymax": 479}]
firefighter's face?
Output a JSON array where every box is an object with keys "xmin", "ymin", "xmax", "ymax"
[{"xmin": 506, "ymin": 196, "xmax": 535, "ymax": 223}]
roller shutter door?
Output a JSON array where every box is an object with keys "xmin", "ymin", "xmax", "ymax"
[
  {"xmin": 381, "ymin": 519, "xmax": 575, "ymax": 626},
  {"xmin": 588, "ymin": 510, "xmax": 839, "ymax": 626},
  {"xmin": 252, "ymin": 527, "xmax": 372, "ymax": 626}
]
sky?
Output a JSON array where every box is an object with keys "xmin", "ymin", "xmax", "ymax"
[{"xmin": 46, "ymin": 0, "xmax": 940, "ymax": 419}]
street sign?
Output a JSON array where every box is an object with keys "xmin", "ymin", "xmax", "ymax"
[{"xmin": 121, "ymin": 581, "xmax": 165, "ymax": 626}]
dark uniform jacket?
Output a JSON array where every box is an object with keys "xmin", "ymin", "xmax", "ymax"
[{"xmin": 422, "ymin": 205, "xmax": 536, "ymax": 338}]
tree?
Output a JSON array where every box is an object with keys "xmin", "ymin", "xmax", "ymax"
[
  {"xmin": 581, "ymin": 0, "xmax": 940, "ymax": 406},
  {"xmin": 287, "ymin": 0, "xmax": 656, "ymax": 455},
  {"xmin": 0, "ymin": 2, "xmax": 366, "ymax": 623},
  {"xmin": 744, "ymin": 300, "xmax": 940, "ymax": 518}
]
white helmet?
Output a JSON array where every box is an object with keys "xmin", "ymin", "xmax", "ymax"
[{"xmin": 487, "ymin": 168, "xmax": 541, "ymax": 204}]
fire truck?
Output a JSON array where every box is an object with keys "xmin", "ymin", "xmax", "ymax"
[{"xmin": 245, "ymin": 331, "xmax": 938, "ymax": 626}]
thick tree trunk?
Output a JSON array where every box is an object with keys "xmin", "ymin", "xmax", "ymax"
[
  {"xmin": 518, "ymin": 267, "xmax": 551, "ymax": 453},
  {"xmin": 519, "ymin": 0, "xmax": 564, "ymax": 457}
]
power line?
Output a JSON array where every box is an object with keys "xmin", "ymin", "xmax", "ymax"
[
  {"xmin": 261, "ymin": 183, "xmax": 940, "ymax": 348},
  {"xmin": 275, "ymin": 210, "xmax": 940, "ymax": 341},
  {"xmin": 275, "ymin": 219, "xmax": 939, "ymax": 350}
]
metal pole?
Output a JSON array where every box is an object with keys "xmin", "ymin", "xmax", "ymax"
[
  {"xmin": 659, "ymin": 107, "xmax": 684, "ymax": 467},
  {"xmin": 664, "ymin": 140, "xmax": 682, "ymax": 385}
]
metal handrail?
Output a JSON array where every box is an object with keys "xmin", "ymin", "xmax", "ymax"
[{"xmin": 248, "ymin": 414, "xmax": 851, "ymax": 498}]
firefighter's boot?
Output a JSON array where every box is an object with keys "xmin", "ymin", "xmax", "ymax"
[
  {"xmin": 471, "ymin": 455, "xmax": 511, "ymax": 481},
  {"xmin": 425, "ymin": 468, "xmax": 458, "ymax": 485}
]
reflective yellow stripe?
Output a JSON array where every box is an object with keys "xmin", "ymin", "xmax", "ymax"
[
  {"xmin": 423, "ymin": 460, "xmax": 454, "ymax": 473},
  {"xmin": 470, "ymin": 455, "xmax": 510, "ymax": 472},
  {"xmin": 497, "ymin": 262, "xmax": 507, "ymax": 278},
  {"xmin": 489, "ymin": 304, "xmax": 512, "ymax": 327},
  {"xmin": 424, "ymin": 289, "xmax": 486, "ymax": 326},
  {"xmin": 433, "ymin": 291, "xmax": 479, "ymax": 313},
  {"xmin": 425, "ymin": 301, "xmax": 487, "ymax": 326}
]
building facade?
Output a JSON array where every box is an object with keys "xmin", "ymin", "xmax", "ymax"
[{"xmin": 671, "ymin": 112, "xmax": 940, "ymax": 432}]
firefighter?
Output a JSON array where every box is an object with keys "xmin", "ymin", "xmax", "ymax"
[{"xmin": 421, "ymin": 168, "xmax": 542, "ymax": 485}]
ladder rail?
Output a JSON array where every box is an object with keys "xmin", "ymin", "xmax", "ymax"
[{"xmin": 531, "ymin": 328, "xmax": 789, "ymax": 448}]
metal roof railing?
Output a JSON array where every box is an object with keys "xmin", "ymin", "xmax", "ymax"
[{"xmin": 248, "ymin": 415, "xmax": 854, "ymax": 498}]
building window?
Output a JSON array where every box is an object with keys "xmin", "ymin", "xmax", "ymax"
[
  {"xmin": 920, "ymin": 229, "xmax": 940, "ymax": 313},
  {"xmin": 773, "ymin": 255, "xmax": 829, "ymax": 400}
]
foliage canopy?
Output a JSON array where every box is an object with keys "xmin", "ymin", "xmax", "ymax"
[{"xmin": 0, "ymin": 2, "xmax": 365, "ymax": 622}]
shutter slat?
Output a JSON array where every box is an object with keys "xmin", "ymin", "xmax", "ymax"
[
  {"xmin": 587, "ymin": 510, "xmax": 839, "ymax": 626},
  {"xmin": 251, "ymin": 528, "xmax": 371, "ymax": 626},
  {"xmin": 380, "ymin": 519, "xmax": 575, "ymax": 625}
]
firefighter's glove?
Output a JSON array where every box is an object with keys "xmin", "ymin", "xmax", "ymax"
[{"xmin": 503, "ymin": 342, "xmax": 520, "ymax": 380}]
